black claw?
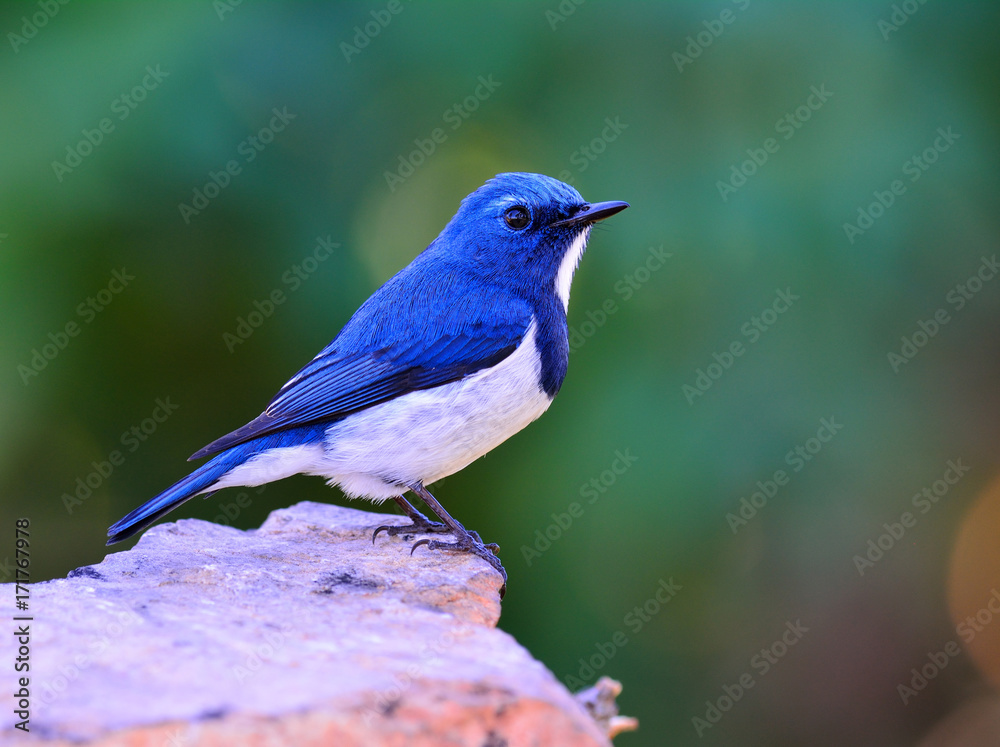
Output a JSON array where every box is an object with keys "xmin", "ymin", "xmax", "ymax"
[
  {"xmin": 406, "ymin": 535, "xmax": 507, "ymax": 593},
  {"xmin": 372, "ymin": 520, "xmax": 448, "ymax": 544},
  {"xmin": 410, "ymin": 538, "xmax": 431, "ymax": 555}
]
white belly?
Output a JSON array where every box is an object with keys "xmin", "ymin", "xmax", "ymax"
[{"xmin": 314, "ymin": 321, "xmax": 552, "ymax": 499}]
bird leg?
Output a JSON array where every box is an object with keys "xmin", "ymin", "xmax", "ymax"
[
  {"xmin": 405, "ymin": 481, "xmax": 507, "ymax": 594},
  {"xmin": 373, "ymin": 494, "xmax": 449, "ymax": 541}
]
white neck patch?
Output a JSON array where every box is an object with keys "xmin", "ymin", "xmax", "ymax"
[{"xmin": 554, "ymin": 228, "xmax": 590, "ymax": 310}]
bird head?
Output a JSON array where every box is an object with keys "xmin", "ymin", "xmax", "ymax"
[{"xmin": 434, "ymin": 172, "xmax": 629, "ymax": 308}]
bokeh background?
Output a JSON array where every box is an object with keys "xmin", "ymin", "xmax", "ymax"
[{"xmin": 3, "ymin": 2, "xmax": 1000, "ymax": 744}]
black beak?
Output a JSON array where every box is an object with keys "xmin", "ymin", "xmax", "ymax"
[{"xmin": 551, "ymin": 200, "xmax": 630, "ymax": 227}]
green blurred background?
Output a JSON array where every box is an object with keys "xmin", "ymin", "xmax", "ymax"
[{"xmin": 3, "ymin": 1, "xmax": 1000, "ymax": 744}]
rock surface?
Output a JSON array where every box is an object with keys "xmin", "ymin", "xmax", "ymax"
[{"xmin": 1, "ymin": 502, "xmax": 621, "ymax": 746}]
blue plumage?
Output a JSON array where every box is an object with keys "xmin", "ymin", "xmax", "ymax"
[
  {"xmin": 190, "ymin": 268, "xmax": 533, "ymax": 459},
  {"xmin": 107, "ymin": 172, "xmax": 628, "ymax": 589}
]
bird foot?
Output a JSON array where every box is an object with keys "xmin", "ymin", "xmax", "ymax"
[
  {"xmin": 372, "ymin": 518, "xmax": 449, "ymax": 543},
  {"xmin": 410, "ymin": 534, "xmax": 508, "ymax": 597}
]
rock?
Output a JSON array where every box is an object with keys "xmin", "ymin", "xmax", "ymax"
[{"xmin": 1, "ymin": 502, "xmax": 630, "ymax": 746}]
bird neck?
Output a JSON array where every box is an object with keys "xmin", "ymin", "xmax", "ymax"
[{"xmin": 526, "ymin": 291, "xmax": 569, "ymax": 398}]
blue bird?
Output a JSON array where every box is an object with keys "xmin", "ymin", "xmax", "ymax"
[{"xmin": 107, "ymin": 172, "xmax": 628, "ymax": 590}]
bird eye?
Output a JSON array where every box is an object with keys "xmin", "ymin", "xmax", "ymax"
[{"xmin": 503, "ymin": 206, "xmax": 530, "ymax": 230}]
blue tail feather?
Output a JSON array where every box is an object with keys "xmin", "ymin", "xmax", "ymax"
[{"xmin": 106, "ymin": 423, "xmax": 329, "ymax": 545}]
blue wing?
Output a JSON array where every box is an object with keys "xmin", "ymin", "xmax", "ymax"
[{"xmin": 190, "ymin": 258, "xmax": 533, "ymax": 460}]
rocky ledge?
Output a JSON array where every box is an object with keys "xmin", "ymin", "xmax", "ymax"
[{"xmin": 1, "ymin": 501, "xmax": 634, "ymax": 746}]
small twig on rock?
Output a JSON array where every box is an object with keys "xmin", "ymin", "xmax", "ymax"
[{"xmin": 573, "ymin": 676, "xmax": 639, "ymax": 739}]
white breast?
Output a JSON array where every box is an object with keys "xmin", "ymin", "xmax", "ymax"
[{"xmin": 310, "ymin": 320, "xmax": 552, "ymax": 500}]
